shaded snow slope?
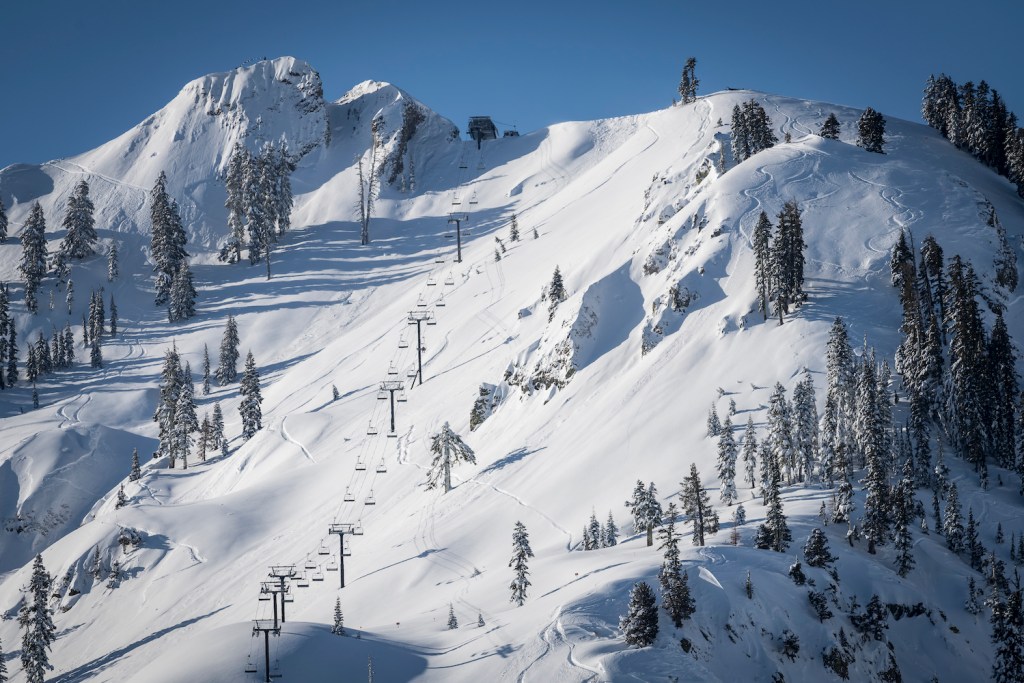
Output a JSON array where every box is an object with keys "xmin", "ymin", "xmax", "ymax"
[{"xmin": 0, "ymin": 65, "xmax": 1022, "ymax": 682}]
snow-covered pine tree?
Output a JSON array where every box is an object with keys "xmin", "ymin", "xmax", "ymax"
[
  {"xmin": 856, "ymin": 107, "xmax": 886, "ymax": 153},
  {"xmin": 201, "ymin": 344, "xmax": 211, "ymax": 395},
  {"xmin": 477, "ymin": 613, "xmax": 485, "ymax": 627},
  {"xmin": 717, "ymin": 415, "xmax": 738, "ymax": 505},
  {"xmin": 680, "ymin": 463, "xmax": 719, "ymax": 546},
  {"xmin": 744, "ymin": 99, "xmax": 777, "ymax": 154},
  {"xmin": 108, "ymin": 295, "xmax": 117, "ymax": 336},
  {"xmin": 494, "ymin": 248, "xmax": 501, "ymax": 262},
  {"xmin": 547, "ymin": 266, "xmax": 566, "ymax": 321},
  {"xmin": 820, "ymin": 113, "xmax": 841, "ymax": 140},
  {"xmin": 173, "ymin": 383, "xmax": 197, "ymax": 468},
  {"xmin": 216, "ymin": 315, "xmax": 240, "ymax": 385},
  {"xmin": 605, "ymin": 511, "xmax": 619, "ymax": 547},
  {"xmin": 509, "ymin": 521, "xmax": 533, "ymax": 606},
  {"xmin": 0, "ymin": 633, "xmax": 7, "ymax": 682},
  {"xmin": 990, "ymin": 579, "xmax": 1024, "ymax": 683},
  {"xmin": 766, "ymin": 382, "xmax": 796, "ymax": 484},
  {"xmin": 19, "ymin": 203, "xmax": 48, "ymax": 314},
  {"xmin": 18, "ymin": 554, "xmax": 55, "ymax": 683},
  {"xmin": 944, "ymin": 482, "xmax": 965, "ymax": 552},
  {"xmin": 115, "ymin": 484, "xmax": 128, "ymax": 509},
  {"xmin": 770, "ymin": 201, "xmax": 806, "ymax": 324},
  {"xmin": 154, "ymin": 345, "xmax": 184, "ymax": 466},
  {"xmin": 107, "ymin": 241, "xmax": 119, "ymax": 281},
  {"xmin": 238, "ymin": 351, "xmax": 263, "ymax": 440},
  {"xmin": 197, "ymin": 413, "xmax": 210, "ymax": 462},
  {"xmin": 620, "ymin": 581, "xmax": 659, "ymax": 647},
  {"xmin": 149, "ymin": 172, "xmax": 189, "ymax": 306},
  {"xmin": 755, "ymin": 448, "xmax": 791, "ymax": 552},
  {"xmin": 220, "ymin": 141, "xmax": 249, "ymax": 264},
  {"xmin": 966, "ymin": 508, "xmax": 985, "ymax": 571},
  {"xmin": 271, "ymin": 144, "xmax": 294, "ymax": 238},
  {"xmin": 332, "ymin": 385, "xmax": 341, "ymax": 401},
  {"xmin": 332, "ymin": 597, "xmax": 345, "ymax": 635},
  {"xmin": 587, "ymin": 511, "xmax": 602, "ymax": 549},
  {"xmin": 509, "ymin": 213, "xmax": 520, "ymax": 241},
  {"xmin": 731, "ymin": 104, "xmax": 751, "ymax": 162},
  {"xmin": 861, "ymin": 366, "xmax": 890, "ymax": 554},
  {"xmin": 792, "ymin": 369, "xmax": 819, "ymax": 483},
  {"xmin": 129, "ymin": 447, "xmax": 141, "ymax": 482},
  {"xmin": 168, "ymin": 259, "xmax": 197, "ymax": 321},
  {"xmin": 803, "ymin": 528, "xmax": 837, "ymax": 569},
  {"xmin": 90, "ymin": 337, "xmax": 102, "ymax": 369},
  {"xmin": 58, "ymin": 179, "xmax": 98, "ymax": 261},
  {"xmin": 426, "ymin": 422, "xmax": 476, "ymax": 493},
  {"xmin": 658, "ymin": 502, "xmax": 695, "ymax": 627},
  {"xmin": 447, "ymin": 603, "xmax": 458, "ymax": 629},
  {"xmin": 752, "ymin": 211, "xmax": 773, "ymax": 321},
  {"xmin": 706, "ymin": 402, "xmax": 721, "ymax": 437},
  {"xmin": 678, "ymin": 57, "xmax": 699, "ymax": 104},
  {"xmin": 0, "ymin": 195, "xmax": 7, "ymax": 242},
  {"xmin": 893, "ymin": 462, "xmax": 916, "ymax": 576},
  {"xmin": 741, "ymin": 416, "xmax": 758, "ymax": 490},
  {"xmin": 988, "ymin": 312, "xmax": 1019, "ymax": 470},
  {"xmin": 212, "ymin": 403, "xmax": 225, "ymax": 451}
]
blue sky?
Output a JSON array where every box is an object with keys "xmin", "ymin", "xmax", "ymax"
[{"xmin": 1, "ymin": 0, "xmax": 1020, "ymax": 168}]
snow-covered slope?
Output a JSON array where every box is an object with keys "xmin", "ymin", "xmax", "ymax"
[{"xmin": 0, "ymin": 58, "xmax": 1022, "ymax": 682}]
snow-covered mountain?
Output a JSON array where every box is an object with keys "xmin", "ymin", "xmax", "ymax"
[{"xmin": 0, "ymin": 56, "xmax": 1022, "ymax": 682}]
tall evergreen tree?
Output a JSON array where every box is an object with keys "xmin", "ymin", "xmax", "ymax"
[
  {"xmin": 167, "ymin": 259, "xmax": 197, "ymax": 322},
  {"xmin": 154, "ymin": 345, "xmax": 184, "ymax": 466},
  {"xmin": 58, "ymin": 179, "xmax": 98, "ymax": 261},
  {"xmin": 741, "ymin": 416, "xmax": 758, "ymax": 490},
  {"xmin": 755, "ymin": 447, "xmax": 791, "ymax": 552},
  {"xmin": 0, "ymin": 196, "xmax": 7, "ymax": 242},
  {"xmin": 991, "ymin": 579, "xmax": 1024, "ymax": 683},
  {"xmin": 332, "ymin": 596, "xmax": 345, "ymax": 636},
  {"xmin": 819, "ymin": 113, "xmax": 841, "ymax": 140},
  {"xmin": 767, "ymin": 382, "xmax": 797, "ymax": 484},
  {"xmin": 238, "ymin": 351, "xmax": 262, "ymax": 440},
  {"xmin": 509, "ymin": 213, "xmax": 520, "ymax": 241},
  {"xmin": 149, "ymin": 172, "xmax": 189, "ymax": 306},
  {"xmin": 426, "ymin": 422, "xmax": 476, "ymax": 493},
  {"xmin": 201, "ymin": 344, "xmax": 211, "ymax": 395},
  {"xmin": 18, "ymin": 554, "xmax": 55, "ymax": 683},
  {"xmin": 944, "ymin": 482, "xmax": 965, "ymax": 553},
  {"xmin": 107, "ymin": 241, "xmax": 119, "ymax": 282},
  {"xmin": 211, "ymin": 402, "xmax": 226, "ymax": 452},
  {"xmin": 717, "ymin": 415, "xmax": 738, "ymax": 505},
  {"xmin": 620, "ymin": 581, "xmax": 659, "ymax": 647},
  {"xmin": 856, "ymin": 107, "xmax": 886, "ymax": 153},
  {"xmin": 548, "ymin": 266, "xmax": 566, "ymax": 321},
  {"xmin": 509, "ymin": 521, "xmax": 534, "ymax": 606},
  {"xmin": 893, "ymin": 462, "xmax": 916, "ymax": 575},
  {"xmin": 792, "ymin": 369, "xmax": 819, "ymax": 483},
  {"xmin": 752, "ymin": 211, "xmax": 773, "ymax": 321},
  {"xmin": 129, "ymin": 447, "xmax": 142, "ymax": 482},
  {"xmin": 657, "ymin": 503, "xmax": 695, "ymax": 627},
  {"xmin": 221, "ymin": 141, "xmax": 249, "ymax": 264},
  {"xmin": 988, "ymin": 313, "xmax": 1019, "ymax": 469},
  {"xmin": 770, "ymin": 201, "xmax": 806, "ymax": 323},
  {"xmin": 605, "ymin": 511, "xmax": 619, "ymax": 547},
  {"xmin": 216, "ymin": 315, "xmax": 240, "ymax": 385},
  {"xmin": 803, "ymin": 528, "xmax": 837, "ymax": 569},
  {"xmin": 680, "ymin": 463, "xmax": 719, "ymax": 546},
  {"xmin": 0, "ymin": 633, "xmax": 8, "ymax": 683},
  {"xmin": 731, "ymin": 104, "xmax": 751, "ymax": 162},
  {"xmin": 19, "ymin": 203, "xmax": 48, "ymax": 313},
  {"xmin": 627, "ymin": 481, "xmax": 664, "ymax": 547},
  {"xmin": 678, "ymin": 57, "xmax": 699, "ymax": 104}
]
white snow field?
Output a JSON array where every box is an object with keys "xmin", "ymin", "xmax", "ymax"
[{"xmin": 1, "ymin": 57, "xmax": 1022, "ymax": 682}]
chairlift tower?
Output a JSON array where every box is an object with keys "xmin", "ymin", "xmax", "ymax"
[
  {"xmin": 406, "ymin": 310, "xmax": 436, "ymax": 386},
  {"xmin": 447, "ymin": 214, "xmax": 469, "ymax": 263},
  {"xmin": 378, "ymin": 380, "xmax": 406, "ymax": 435},
  {"xmin": 267, "ymin": 565, "xmax": 296, "ymax": 623},
  {"xmin": 251, "ymin": 619, "xmax": 282, "ymax": 682},
  {"xmin": 328, "ymin": 523, "xmax": 355, "ymax": 589}
]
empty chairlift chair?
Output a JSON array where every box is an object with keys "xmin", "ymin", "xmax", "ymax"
[
  {"xmin": 311, "ymin": 566, "xmax": 325, "ymax": 582},
  {"xmin": 244, "ymin": 655, "xmax": 258, "ymax": 674},
  {"xmin": 304, "ymin": 555, "xmax": 317, "ymax": 570},
  {"xmin": 326, "ymin": 556, "xmax": 339, "ymax": 572},
  {"xmin": 376, "ymin": 457, "xmax": 388, "ymax": 473},
  {"xmin": 344, "ymin": 487, "xmax": 356, "ymax": 503},
  {"xmin": 295, "ymin": 571, "xmax": 310, "ymax": 588},
  {"xmin": 398, "ymin": 333, "xmax": 409, "ymax": 349},
  {"xmin": 366, "ymin": 420, "xmax": 378, "ymax": 436},
  {"xmin": 435, "ymin": 294, "xmax": 446, "ymax": 307},
  {"xmin": 444, "ymin": 273, "xmax": 455, "ymax": 286},
  {"xmin": 365, "ymin": 489, "xmax": 377, "ymax": 505},
  {"xmin": 318, "ymin": 541, "xmax": 330, "ymax": 556},
  {"xmin": 343, "ymin": 542, "xmax": 352, "ymax": 557},
  {"xmin": 355, "ymin": 455, "xmax": 367, "ymax": 471},
  {"xmin": 387, "ymin": 362, "xmax": 398, "ymax": 376},
  {"xmin": 354, "ymin": 520, "xmax": 365, "ymax": 535},
  {"xmin": 427, "ymin": 276, "xmax": 437, "ymax": 286}
]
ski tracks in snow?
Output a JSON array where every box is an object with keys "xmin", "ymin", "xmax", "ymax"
[
  {"xmin": 279, "ymin": 414, "xmax": 316, "ymax": 463},
  {"xmin": 848, "ymin": 170, "xmax": 923, "ymax": 254},
  {"xmin": 515, "ymin": 605, "xmax": 599, "ymax": 683}
]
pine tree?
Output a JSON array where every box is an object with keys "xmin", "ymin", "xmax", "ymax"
[
  {"xmin": 509, "ymin": 521, "xmax": 534, "ymax": 606},
  {"xmin": 220, "ymin": 141, "xmax": 249, "ymax": 264},
  {"xmin": 332, "ymin": 597, "xmax": 345, "ymax": 635},
  {"xmin": 115, "ymin": 484, "xmax": 128, "ymax": 508},
  {"xmin": 509, "ymin": 213, "xmax": 520, "ymax": 241},
  {"xmin": 58, "ymin": 179, "xmax": 98, "ymax": 260},
  {"xmin": 548, "ymin": 266, "xmax": 566, "ymax": 321},
  {"xmin": 766, "ymin": 382, "xmax": 796, "ymax": 484},
  {"xmin": 717, "ymin": 415, "xmax": 738, "ymax": 505},
  {"xmin": 18, "ymin": 554, "xmax": 55, "ymax": 683},
  {"xmin": 0, "ymin": 633, "xmax": 8, "ymax": 683},
  {"xmin": 19, "ymin": 203, "xmax": 48, "ymax": 313},
  {"xmin": 678, "ymin": 57, "xmax": 699, "ymax": 104},
  {"xmin": 154, "ymin": 345, "xmax": 184, "ymax": 465},
  {"xmin": 239, "ymin": 351, "xmax": 262, "ymax": 440},
  {"xmin": 107, "ymin": 241, "xmax": 119, "ymax": 281},
  {"xmin": 988, "ymin": 313, "xmax": 1019, "ymax": 469},
  {"xmin": 211, "ymin": 402, "xmax": 225, "ymax": 451},
  {"xmin": 680, "ymin": 463, "xmax": 719, "ymax": 546},
  {"xmin": 0, "ymin": 196, "xmax": 7, "ymax": 242},
  {"xmin": 861, "ymin": 373, "xmax": 890, "ymax": 554},
  {"xmin": 820, "ymin": 113, "xmax": 841, "ymax": 140},
  {"xmin": 167, "ymin": 259, "xmax": 197, "ymax": 322},
  {"xmin": 149, "ymin": 172, "xmax": 189, "ymax": 306},
  {"xmin": 216, "ymin": 315, "xmax": 240, "ymax": 385},
  {"xmin": 426, "ymin": 422, "xmax": 476, "ymax": 493},
  {"xmin": 90, "ymin": 546, "xmax": 103, "ymax": 581},
  {"xmin": 625, "ymin": 481, "xmax": 664, "ymax": 547},
  {"xmin": 706, "ymin": 402, "xmax": 722, "ymax": 437},
  {"xmin": 744, "ymin": 100, "xmax": 777, "ymax": 155},
  {"xmin": 991, "ymin": 579, "xmax": 1024, "ymax": 683},
  {"xmin": 658, "ymin": 503, "xmax": 695, "ymax": 627},
  {"xmin": 477, "ymin": 613, "xmax": 485, "ymax": 627},
  {"xmin": 966, "ymin": 508, "xmax": 985, "ymax": 570},
  {"xmin": 741, "ymin": 416, "xmax": 758, "ymax": 490},
  {"xmin": 770, "ymin": 201, "xmax": 805, "ymax": 324},
  {"xmin": 745, "ymin": 570, "xmax": 754, "ymax": 599},
  {"xmin": 731, "ymin": 104, "xmax": 751, "ymax": 162},
  {"xmin": 755, "ymin": 447, "xmax": 791, "ymax": 552},
  {"xmin": 605, "ymin": 511, "xmax": 619, "ymax": 547},
  {"xmin": 587, "ymin": 511, "xmax": 602, "ymax": 549},
  {"xmin": 803, "ymin": 528, "xmax": 837, "ymax": 569},
  {"xmin": 893, "ymin": 462, "xmax": 916, "ymax": 576},
  {"xmin": 944, "ymin": 482, "xmax": 965, "ymax": 553},
  {"xmin": 201, "ymin": 344, "xmax": 211, "ymax": 395},
  {"xmin": 620, "ymin": 581, "xmax": 659, "ymax": 647},
  {"xmin": 129, "ymin": 447, "xmax": 141, "ymax": 481},
  {"xmin": 856, "ymin": 107, "xmax": 886, "ymax": 153},
  {"xmin": 90, "ymin": 337, "xmax": 102, "ymax": 369},
  {"xmin": 752, "ymin": 211, "xmax": 773, "ymax": 321},
  {"xmin": 792, "ymin": 368, "xmax": 819, "ymax": 483}
]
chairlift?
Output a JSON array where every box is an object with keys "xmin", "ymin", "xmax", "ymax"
[
  {"xmin": 376, "ymin": 458, "xmax": 388, "ymax": 474},
  {"xmin": 376, "ymin": 388, "xmax": 389, "ymax": 400},
  {"xmin": 355, "ymin": 455, "xmax": 367, "ymax": 471},
  {"xmin": 398, "ymin": 334, "xmax": 409, "ymax": 349},
  {"xmin": 326, "ymin": 556, "xmax": 339, "ymax": 572},
  {"xmin": 476, "ymin": 159, "xmax": 486, "ymax": 171},
  {"xmin": 245, "ymin": 655, "xmax": 258, "ymax": 674},
  {"xmin": 416, "ymin": 295, "xmax": 427, "ymax": 307},
  {"xmin": 283, "ymin": 594, "xmax": 294, "ymax": 604},
  {"xmin": 426, "ymin": 316, "xmax": 437, "ymax": 326},
  {"xmin": 343, "ymin": 542, "xmax": 352, "ymax": 557},
  {"xmin": 386, "ymin": 430, "xmax": 398, "ymax": 439},
  {"xmin": 311, "ymin": 567, "xmax": 325, "ymax": 582},
  {"xmin": 469, "ymin": 192, "xmax": 479, "ymax": 205},
  {"xmin": 427, "ymin": 277, "xmax": 437, "ymax": 286},
  {"xmin": 304, "ymin": 555, "xmax": 317, "ymax": 570},
  {"xmin": 295, "ymin": 572, "xmax": 310, "ymax": 588},
  {"xmin": 354, "ymin": 520, "xmax": 365, "ymax": 535},
  {"xmin": 451, "ymin": 196, "xmax": 462, "ymax": 206},
  {"xmin": 387, "ymin": 362, "xmax": 398, "ymax": 376},
  {"xmin": 435, "ymin": 256, "xmax": 446, "ymax": 264},
  {"xmin": 366, "ymin": 421, "xmax": 379, "ymax": 436},
  {"xmin": 444, "ymin": 274, "xmax": 455, "ymax": 286},
  {"xmin": 318, "ymin": 541, "xmax": 330, "ymax": 556},
  {"xmin": 396, "ymin": 390, "xmax": 408, "ymax": 403},
  {"xmin": 435, "ymin": 294, "xmax": 445, "ymax": 307},
  {"xmin": 344, "ymin": 487, "xmax": 356, "ymax": 503},
  {"xmin": 406, "ymin": 367, "xmax": 418, "ymax": 378},
  {"xmin": 365, "ymin": 489, "xmax": 377, "ymax": 505},
  {"xmin": 258, "ymin": 593, "xmax": 272, "ymax": 602}
]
